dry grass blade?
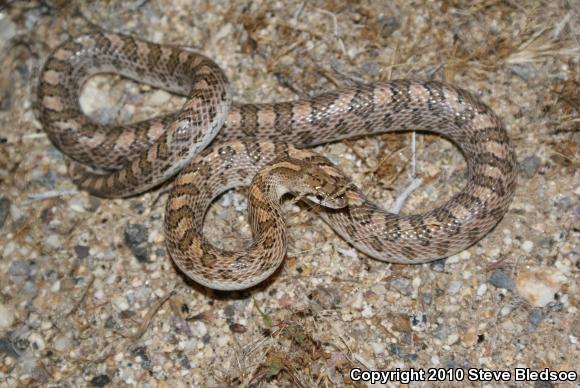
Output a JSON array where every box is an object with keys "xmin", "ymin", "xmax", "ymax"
[{"xmin": 506, "ymin": 27, "xmax": 580, "ymax": 65}]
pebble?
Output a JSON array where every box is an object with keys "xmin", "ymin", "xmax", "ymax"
[
  {"xmin": 370, "ymin": 342, "xmax": 385, "ymax": 355},
  {"xmin": 573, "ymin": 205, "xmax": 580, "ymax": 220},
  {"xmin": 555, "ymin": 196, "xmax": 572, "ymax": 210},
  {"xmin": 511, "ymin": 63, "xmax": 537, "ymax": 80},
  {"xmin": 377, "ymin": 15, "xmax": 400, "ymax": 38},
  {"xmin": 0, "ymin": 303, "xmax": 15, "ymax": 329},
  {"xmin": 447, "ymin": 280, "xmax": 462, "ymax": 294},
  {"xmin": 528, "ymin": 309, "xmax": 544, "ymax": 330},
  {"xmin": 361, "ymin": 306, "xmax": 374, "ymax": 318},
  {"xmin": 53, "ymin": 333, "xmax": 72, "ymax": 352},
  {"xmin": 147, "ymin": 90, "xmax": 171, "ymax": 106},
  {"xmin": 489, "ymin": 269, "xmax": 515, "ymax": 290},
  {"xmin": 476, "ymin": 283, "xmax": 488, "ymax": 297},
  {"xmin": 124, "ymin": 223, "xmax": 150, "ymax": 262},
  {"xmin": 90, "ymin": 374, "xmax": 111, "ymax": 387},
  {"xmin": 410, "ymin": 313, "xmax": 427, "ymax": 331},
  {"xmin": 447, "ymin": 333, "xmax": 460, "ymax": 345},
  {"xmin": 0, "ymin": 196, "xmax": 10, "ymax": 229},
  {"xmin": 28, "ymin": 332, "xmax": 45, "ymax": 351},
  {"xmin": 9, "ymin": 260, "xmax": 33, "ymax": 284},
  {"xmin": 390, "ymin": 278, "xmax": 412, "ymax": 296},
  {"xmin": 335, "ymin": 247, "xmax": 358, "ymax": 260},
  {"xmin": 0, "ymin": 13, "xmax": 17, "ymax": 43},
  {"xmin": 461, "ymin": 327, "xmax": 478, "ymax": 347},
  {"xmin": 191, "ymin": 321, "xmax": 208, "ymax": 338},
  {"xmin": 112, "ymin": 296, "xmax": 129, "ymax": 311},
  {"xmin": 45, "ymin": 234, "xmax": 61, "ymax": 249},
  {"xmin": 516, "ymin": 268, "xmax": 566, "ymax": 307},
  {"xmin": 430, "ymin": 259, "xmax": 446, "ymax": 272},
  {"xmin": 520, "ymin": 155, "xmax": 541, "ymax": 178},
  {"xmin": 216, "ymin": 334, "xmax": 229, "ymax": 347},
  {"xmin": 310, "ymin": 286, "xmax": 342, "ymax": 310},
  {"xmin": 0, "ymin": 336, "xmax": 19, "ymax": 358},
  {"xmin": 521, "ymin": 240, "xmax": 534, "ymax": 253},
  {"xmin": 74, "ymin": 245, "xmax": 90, "ymax": 259}
]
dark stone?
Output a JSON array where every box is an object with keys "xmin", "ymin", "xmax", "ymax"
[
  {"xmin": 0, "ymin": 336, "xmax": 19, "ymax": 358},
  {"xmin": 74, "ymin": 245, "xmax": 90, "ymax": 259},
  {"xmin": 529, "ymin": 308, "xmax": 544, "ymax": 328},
  {"xmin": 223, "ymin": 304, "xmax": 236, "ymax": 318},
  {"xmin": 520, "ymin": 156, "xmax": 541, "ymax": 178},
  {"xmin": 90, "ymin": 374, "xmax": 111, "ymax": 387},
  {"xmin": 511, "ymin": 63, "xmax": 537, "ymax": 80},
  {"xmin": 534, "ymin": 381, "xmax": 554, "ymax": 388},
  {"xmin": 555, "ymin": 196, "xmax": 572, "ymax": 210},
  {"xmin": 387, "ymin": 344, "xmax": 417, "ymax": 361},
  {"xmin": 309, "ymin": 285, "xmax": 342, "ymax": 309},
  {"xmin": 410, "ymin": 313, "xmax": 427, "ymax": 331},
  {"xmin": 377, "ymin": 15, "xmax": 400, "ymax": 39},
  {"xmin": 177, "ymin": 351, "xmax": 191, "ymax": 369},
  {"xmin": 489, "ymin": 269, "xmax": 515, "ymax": 290},
  {"xmin": 9, "ymin": 260, "xmax": 33, "ymax": 282},
  {"xmin": 123, "ymin": 223, "xmax": 150, "ymax": 263},
  {"xmin": 119, "ymin": 310, "xmax": 136, "ymax": 320},
  {"xmin": 0, "ymin": 197, "xmax": 10, "ymax": 229},
  {"xmin": 133, "ymin": 346, "xmax": 152, "ymax": 370},
  {"xmin": 430, "ymin": 259, "xmax": 446, "ymax": 272},
  {"xmin": 390, "ymin": 277, "xmax": 412, "ymax": 296}
]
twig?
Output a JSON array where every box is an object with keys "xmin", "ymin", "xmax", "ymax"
[
  {"xmin": 131, "ymin": 287, "xmax": 176, "ymax": 341},
  {"xmin": 27, "ymin": 189, "xmax": 79, "ymax": 202},
  {"xmin": 66, "ymin": 275, "xmax": 95, "ymax": 317}
]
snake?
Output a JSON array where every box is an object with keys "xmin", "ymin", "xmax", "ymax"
[{"xmin": 36, "ymin": 32, "xmax": 517, "ymax": 290}]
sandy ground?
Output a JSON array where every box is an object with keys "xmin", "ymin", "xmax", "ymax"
[{"xmin": 0, "ymin": 0, "xmax": 578, "ymax": 386}]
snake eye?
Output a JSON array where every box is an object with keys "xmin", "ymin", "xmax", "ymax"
[{"xmin": 315, "ymin": 193, "xmax": 324, "ymax": 201}]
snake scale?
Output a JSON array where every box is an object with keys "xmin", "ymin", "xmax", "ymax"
[{"xmin": 36, "ymin": 32, "xmax": 517, "ymax": 290}]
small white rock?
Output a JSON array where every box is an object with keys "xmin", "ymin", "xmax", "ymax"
[
  {"xmin": 370, "ymin": 342, "xmax": 385, "ymax": 355},
  {"xmin": 521, "ymin": 240, "xmax": 534, "ymax": 253},
  {"xmin": 191, "ymin": 321, "xmax": 208, "ymax": 338},
  {"xmin": 94, "ymin": 289, "xmax": 104, "ymax": 300},
  {"xmin": 45, "ymin": 235, "xmax": 60, "ymax": 249},
  {"xmin": 516, "ymin": 267, "xmax": 566, "ymax": 307},
  {"xmin": 216, "ymin": 334, "xmax": 229, "ymax": 347},
  {"xmin": 0, "ymin": 303, "xmax": 15, "ymax": 329},
  {"xmin": 53, "ymin": 334, "xmax": 72, "ymax": 352},
  {"xmin": 447, "ymin": 280, "xmax": 462, "ymax": 294},
  {"xmin": 112, "ymin": 296, "xmax": 129, "ymax": 311},
  {"xmin": 51, "ymin": 280, "xmax": 61, "ymax": 292},
  {"xmin": 361, "ymin": 306, "xmax": 374, "ymax": 318},
  {"xmin": 148, "ymin": 90, "xmax": 171, "ymax": 106},
  {"xmin": 447, "ymin": 333, "xmax": 459, "ymax": 345},
  {"xmin": 446, "ymin": 254, "xmax": 460, "ymax": 264},
  {"xmin": 476, "ymin": 283, "xmax": 488, "ymax": 297},
  {"xmin": 28, "ymin": 333, "xmax": 45, "ymax": 351},
  {"xmin": 412, "ymin": 276, "xmax": 422, "ymax": 290}
]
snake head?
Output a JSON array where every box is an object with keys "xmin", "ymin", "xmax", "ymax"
[{"xmin": 299, "ymin": 164, "xmax": 353, "ymax": 209}]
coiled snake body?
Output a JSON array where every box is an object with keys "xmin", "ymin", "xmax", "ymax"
[{"xmin": 37, "ymin": 32, "xmax": 517, "ymax": 290}]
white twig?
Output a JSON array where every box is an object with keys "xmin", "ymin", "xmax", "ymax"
[
  {"xmin": 411, "ymin": 131, "xmax": 416, "ymax": 177},
  {"xmin": 388, "ymin": 177, "xmax": 423, "ymax": 214},
  {"xmin": 316, "ymin": 8, "xmax": 347, "ymax": 55},
  {"xmin": 293, "ymin": 2, "xmax": 305, "ymax": 24},
  {"xmin": 27, "ymin": 189, "xmax": 78, "ymax": 201}
]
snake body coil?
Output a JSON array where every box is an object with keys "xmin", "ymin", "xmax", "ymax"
[{"xmin": 37, "ymin": 32, "xmax": 517, "ymax": 290}]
